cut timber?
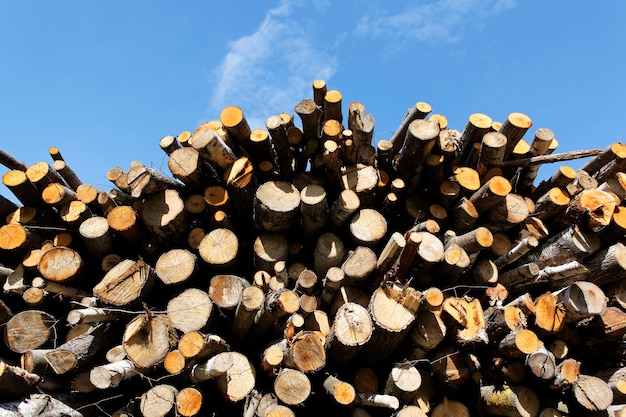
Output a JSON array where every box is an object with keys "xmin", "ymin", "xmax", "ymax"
[
  {"xmin": 404, "ymin": 307, "xmax": 446, "ymax": 359},
  {"xmin": 254, "ymin": 181, "xmax": 301, "ymax": 232},
  {"xmin": 525, "ymin": 347, "xmax": 556, "ymax": 381},
  {"xmin": 44, "ymin": 330, "xmax": 107, "ymax": 375},
  {"xmin": 0, "ymin": 223, "xmax": 43, "ymax": 256},
  {"xmin": 122, "ymin": 313, "xmax": 176, "ymax": 369},
  {"xmin": 313, "ymin": 232, "xmax": 347, "ymax": 278},
  {"xmin": 140, "ymin": 384, "xmax": 178, "ymax": 417},
  {"xmin": 41, "ymin": 182, "xmax": 77, "ymax": 208},
  {"xmin": 191, "ymin": 351, "xmax": 255, "ymax": 402},
  {"xmin": 126, "ymin": 164, "xmax": 182, "ymax": 198},
  {"xmin": 253, "ymin": 232, "xmax": 289, "ymax": 274},
  {"xmin": 359, "ymin": 282, "xmax": 422, "ymax": 362},
  {"xmin": 534, "ymin": 187, "xmax": 570, "ymax": 221},
  {"xmin": 26, "ymin": 162, "xmax": 65, "ymax": 190},
  {"xmin": 155, "ymin": 248, "xmax": 197, "ymax": 285},
  {"xmin": 176, "ymin": 387, "xmax": 203, "ymax": 417},
  {"xmin": 329, "ymin": 189, "xmax": 360, "ymax": 229},
  {"xmin": 167, "ymin": 147, "xmax": 218, "ymax": 188},
  {"xmin": 479, "ymin": 384, "xmax": 540, "ymax": 417},
  {"xmin": 576, "ymin": 242, "xmax": 626, "ymax": 286},
  {"xmin": 90, "ymin": 359, "xmax": 138, "ymax": 389},
  {"xmin": 325, "ymin": 302, "xmax": 373, "ymax": 365},
  {"xmin": 198, "ymin": 228, "xmax": 239, "ymax": 269},
  {"xmin": 178, "ymin": 332, "xmax": 229, "ymax": 361},
  {"xmin": 78, "ymin": 216, "xmax": 112, "ymax": 259},
  {"xmin": 4, "ymin": 310, "xmax": 57, "ymax": 353},
  {"xmin": 477, "ymin": 132, "xmax": 507, "ymax": 176},
  {"xmin": 500, "ymin": 112, "xmax": 533, "ymax": 158},
  {"xmin": 295, "ymin": 98, "xmax": 322, "ymax": 141},
  {"xmin": 468, "ymin": 176, "xmax": 511, "ymax": 215},
  {"xmin": 37, "ymin": 246, "xmax": 82, "ymax": 282},
  {"xmin": 396, "ymin": 119, "xmax": 440, "ymax": 180},
  {"xmin": 323, "ymin": 374, "xmax": 356, "ymax": 405},
  {"xmin": 209, "ymin": 274, "xmax": 249, "ymax": 310},
  {"xmin": 0, "ymin": 394, "xmax": 82, "ymax": 417},
  {"xmin": 288, "ymin": 331, "xmax": 326, "ymax": 373},
  {"xmin": 191, "ymin": 124, "xmax": 237, "ymax": 172},
  {"xmin": 106, "ymin": 205, "xmax": 146, "ymax": 244},
  {"xmin": 498, "ymin": 329, "xmax": 540, "ymax": 358},
  {"xmin": 167, "ymin": 288, "xmax": 214, "ymax": 333},
  {"xmin": 390, "ymin": 102, "xmax": 432, "ymax": 154},
  {"xmin": 255, "ymin": 393, "xmax": 295, "ymax": 417},
  {"xmin": 514, "ymin": 224, "xmax": 601, "ymax": 270},
  {"xmin": 2, "ymin": 170, "xmax": 43, "ymax": 206},
  {"xmin": 342, "ymin": 246, "xmax": 377, "ymax": 286},
  {"xmin": 488, "ymin": 193, "xmax": 531, "ymax": 230},
  {"xmin": 553, "ymin": 189, "xmax": 616, "ymax": 230},
  {"xmin": 349, "ymin": 208, "xmax": 387, "ymax": 248},
  {"xmin": 573, "ymin": 375, "xmax": 613, "ymax": 412},
  {"xmin": 300, "ymin": 184, "xmax": 328, "ymax": 236},
  {"xmin": 140, "ymin": 188, "xmax": 187, "ymax": 244},
  {"xmin": 557, "ymin": 281, "xmax": 607, "ymax": 322},
  {"xmin": 220, "ymin": 106, "xmax": 252, "ymax": 150},
  {"xmin": 533, "ymin": 292, "xmax": 566, "ymax": 335},
  {"xmin": 273, "ymin": 368, "xmax": 311, "ymax": 405},
  {"xmin": 233, "ymin": 285, "xmax": 265, "ymax": 341},
  {"xmin": 93, "ymin": 258, "xmax": 155, "ymax": 306},
  {"xmin": 384, "ymin": 363, "xmax": 422, "ymax": 405},
  {"xmin": 442, "ymin": 296, "xmax": 488, "ymax": 346},
  {"xmin": 223, "ymin": 156, "xmax": 256, "ymax": 221}
]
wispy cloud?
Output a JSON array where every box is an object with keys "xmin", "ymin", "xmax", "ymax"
[
  {"xmin": 356, "ymin": 0, "xmax": 516, "ymax": 43},
  {"xmin": 209, "ymin": 0, "xmax": 336, "ymax": 129}
]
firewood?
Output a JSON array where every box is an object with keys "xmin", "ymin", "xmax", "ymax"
[
  {"xmin": 5, "ymin": 310, "xmax": 58, "ymax": 353},
  {"xmin": 383, "ymin": 363, "xmax": 422, "ymax": 405},
  {"xmin": 479, "ymin": 384, "xmax": 540, "ymax": 417},
  {"xmin": 190, "ymin": 351, "xmax": 255, "ymax": 402},
  {"xmin": 573, "ymin": 375, "xmax": 614, "ymax": 412},
  {"xmin": 122, "ymin": 313, "xmax": 176, "ymax": 369},
  {"xmin": 43, "ymin": 328, "xmax": 109, "ymax": 375},
  {"xmin": 178, "ymin": 331, "xmax": 229, "ymax": 361},
  {"xmin": 273, "ymin": 368, "xmax": 311, "ymax": 405},
  {"xmin": 254, "ymin": 181, "xmax": 301, "ymax": 233},
  {"xmin": 166, "ymin": 288, "xmax": 214, "ymax": 333},
  {"xmin": 325, "ymin": 301, "xmax": 372, "ymax": 365},
  {"xmin": 0, "ymin": 394, "xmax": 82, "ymax": 417},
  {"xmin": 140, "ymin": 384, "xmax": 178, "ymax": 417},
  {"xmin": 3, "ymin": 170, "xmax": 44, "ymax": 206}
]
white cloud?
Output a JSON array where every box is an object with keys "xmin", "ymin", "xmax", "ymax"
[
  {"xmin": 209, "ymin": 0, "xmax": 336, "ymax": 130},
  {"xmin": 356, "ymin": 0, "xmax": 516, "ymax": 43}
]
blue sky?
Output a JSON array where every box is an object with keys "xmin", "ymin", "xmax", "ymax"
[{"xmin": 1, "ymin": 1, "xmax": 625, "ymax": 200}]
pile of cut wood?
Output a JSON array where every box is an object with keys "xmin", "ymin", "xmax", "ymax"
[{"xmin": 2, "ymin": 80, "xmax": 626, "ymax": 417}]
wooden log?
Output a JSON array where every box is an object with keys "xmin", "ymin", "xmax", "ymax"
[
  {"xmin": 295, "ymin": 98, "xmax": 322, "ymax": 141},
  {"xmin": 273, "ymin": 368, "xmax": 311, "ymax": 405},
  {"xmin": 232, "ymin": 285, "xmax": 265, "ymax": 341},
  {"xmin": 139, "ymin": 188, "xmax": 187, "ymax": 245},
  {"xmin": 494, "ymin": 236, "xmax": 539, "ymax": 269},
  {"xmin": 395, "ymin": 119, "xmax": 440, "ymax": 181},
  {"xmin": 2, "ymin": 170, "xmax": 43, "ymax": 206},
  {"xmin": 341, "ymin": 165, "xmax": 378, "ymax": 208},
  {"xmin": 341, "ymin": 246, "xmax": 377, "ymax": 287},
  {"xmin": 442, "ymin": 296, "xmax": 488, "ymax": 346},
  {"xmin": 223, "ymin": 156, "xmax": 256, "ymax": 222},
  {"xmin": 349, "ymin": 208, "xmax": 387, "ymax": 248},
  {"xmin": 313, "ymin": 232, "xmax": 347, "ymax": 278},
  {"xmin": 325, "ymin": 302, "xmax": 372, "ymax": 365},
  {"xmin": 355, "ymin": 392, "xmax": 400, "ymax": 410},
  {"xmin": 0, "ymin": 223, "xmax": 43, "ymax": 257},
  {"xmin": 93, "ymin": 258, "xmax": 155, "ymax": 306},
  {"xmin": 166, "ymin": 288, "xmax": 214, "ymax": 333},
  {"xmin": 488, "ymin": 193, "xmax": 531, "ymax": 231},
  {"xmin": 323, "ymin": 374, "xmax": 356, "ymax": 406},
  {"xmin": 557, "ymin": 281, "xmax": 607, "ymax": 322},
  {"xmin": 155, "ymin": 248, "xmax": 197, "ymax": 285},
  {"xmin": 552, "ymin": 188, "xmax": 616, "ymax": 230},
  {"xmin": 0, "ymin": 394, "xmax": 82, "ymax": 417},
  {"xmin": 51, "ymin": 159, "xmax": 82, "ymax": 191},
  {"xmin": 43, "ymin": 330, "xmax": 108, "ymax": 375},
  {"xmin": 525, "ymin": 347, "xmax": 557, "ymax": 381},
  {"xmin": 477, "ymin": 132, "xmax": 507, "ymax": 176},
  {"xmin": 254, "ymin": 181, "xmax": 301, "ymax": 233},
  {"xmin": 454, "ymin": 113, "xmax": 493, "ymax": 167},
  {"xmin": 191, "ymin": 351, "xmax": 256, "ymax": 402},
  {"xmin": 208, "ymin": 274, "xmax": 249, "ymax": 310},
  {"xmin": 89, "ymin": 359, "xmax": 138, "ymax": 389},
  {"xmin": 389, "ymin": 102, "xmax": 432, "ymax": 154},
  {"xmin": 220, "ymin": 105, "xmax": 252, "ymax": 152},
  {"xmin": 500, "ymin": 112, "xmax": 533, "ymax": 158},
  {"xmin": 78, "ymin": 215, "xmax": 112, "ymax": 259},
  {"xmin": 498, "ymin": 329, "xmax": 540, "ymax": 358},
  {"xmin": 266, "ymin": 115, "xmax": 294, "ymax": 180},
  {"xmin": 286, "ymin": 330, "xmax": 326, "ymax": 373},
  {"xmin": 4, "ymin": 310, "xmax": 57, "ymax": 354},
  {"xmin": 300, "ymin": 184, "xmax": 328, "ymax": 237},
  {"xmin": 140, "ymin": 384, "xmax": 178, "ymax": 417},
  {"xmin": 0, "ymin": 149, "xmax": 28, "ymax": 171},
  {"xmin": 178, "ymin": 331, "xmax": 229, "ymax": 362},
  {"xmin": 479, "ymin": 384, "xmax": 540, "ymax": 417},
  {"xmin": 348, "ymin": 102, "xmax": 375, "ymax": 148},
  {"xmin": 573, "ymin": 375, "xmax": 613, "ymax": 412},
  {"xmin": 26, "ymin": 162, "xmax": 66, "ymax": 190},
  {"xmin": 191, "ymin": 124, "xmax": 237, "ymax": 172},
  {"xmin": 431, "ymin": 345, "xmax": 474, "ymax": 389},
  {"xmin": 126, "ymin": 164, "xmax": 182, "ymax": 199},
  {"xmin": 198, "ymin": 228, "xmax": 239, "ymax": 269},
  {"xmin": 468, "ymin": 175, "xmax": 511, "ymax": 215},
  {"xmin": 66, "ymin": 306, "xmax": 119, "ymax": 326},
  {"xmin": 253, "ymin": 232, "xmax": 289, "ymax": 274},
  {"xmin": 384, "ymin": 363, "xmax": 422, "ymax": 405},
  {"xmin": 328, "ymin": 189, "xmax": 360, "ymax": 229},
  {"xmin": 122, "ymin": 313, "xmax": 176, "ymax": 369},
  {"xmin": 359, "ymin": 282, "xmax": 422, "ymax": 362},
  {"xmin": 167, "ymin": 146, "xmax": 219, "ymax": 189},
  {"xmin": 533, "ymin": 292, "xmax": 566, "ymax": 335}
]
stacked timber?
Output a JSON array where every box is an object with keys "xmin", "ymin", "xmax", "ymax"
[{"xmin": 1, "ymin": 81, "xmax": 626, "ymax": 417}]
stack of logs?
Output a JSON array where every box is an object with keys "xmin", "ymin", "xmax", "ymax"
[{"xmin": 2, "ymin": 80, "xmax": 626, "ymax": 417}]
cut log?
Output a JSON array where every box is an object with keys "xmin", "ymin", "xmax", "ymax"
[
  {"xmin": 44, "ymin": 329, "xmax": 108, "ymax": 375},
  {"xmin": 140, "ymin": 384, "xmax": 178, "ymax": 417},
  {"xmin": 442, "ymin": 296, "xmax": 488, "ymax": 346},
  {"xmin": 573, "ymin": 375, "xmax": 613, "ymax": 412},
  {"xmin": 325, "ymin": 302, "xmax": 372, "ymax": 365},
  {"xmin": 273, "ymin": 368, "xmax": 311, "ymax": 405},
  {"xmin": 191, "ymin": 351, "xmax": 256, "ymax": 402},
  {"xmin": 166, "ymin": 288, "xmax": 214, "ymax": 333},
  {"xmin": 0, "ymin": 394, "xmax": 82, "ymax": 417},
  {"xmin": 287, "ymin": 330, "xmax": 326, "ymax": 373},
  {"xmin": 479, "ymin": 384, "xmax": 540, "ymax": 417},
  {"xmin": 93, "ymin": 258, "xmax": 155, "ymax": 306},
  {"xmin": 90, "ymin": 359, "xmax": 138, "ymax": 389},
  {"xmin": 254, "ymin": 181, "xmax": 301, "ymax": 232},
  {"xmin": 323, "ymin": 374, "xmax": 356, "ymax": 406},
  {"xmin": 233, "ymin": 285, "xmax": 265, "ymax": 341},
  {"xmin": 384, "ymin": 363, "xmax": 422, "ymax": 405},
  {"xmin": 395, "ymin": 119, "xmax": 440, "ymax": 181},
  {"xmin": 208, "ymin": 274, "xmax": 249, "ymax": 310},
  {"xmin": 178, "ymin": 331, "xmax": 229, "ymax": 361},
  {"xmin": 349, "ymin": 208, "xmax": 387, "ymax": 248},
  {"xmin": 139, "ymin": 188, "xmax": 187, "ymax": 245},
  {"xmin": 4, "ymin": 310, "xmax": 57, "ymax": 353},
  {"xmin": 198, "ymin": 227, "xmax": 239, "ymax": 269},
  {"xmin": 389, "ymin": 102, "xmax": 432, "ymax": 154},
  {"xmin": 556, "ymin": 281, "xmax": 607, "ymax": 322},
  {"xmin": 122, "ymin": 313, "xmax": 176, "ymax": 369}
]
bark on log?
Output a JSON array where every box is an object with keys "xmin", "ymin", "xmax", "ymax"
[
  {"xmin": 190, "ymin": 351, "xmax": 255, "ymax": 402},
  {"xmin": 4, "ymin": 310, "xmax": 57, "ymax": 353},
  {"xmin": 0, "ymin": 394, "xmax": 82, "ymax": 417},
  {"xmin": 325, "ymin": 302, "xmax": 372, "ymax": 365},
  {"xmin": 273, "ymin": 368, "xmax": 311, "ymax": 405},
  {"xmin": 122, "ymin": 313, "xmax": 176, "ymax": 369},
  {"xmin": 479, "ymin": 384, "xmax": 540, "ymax": 417},
  {"xmin": 93, "ymin": 258, "xmax": 155, "ymax": 306}
]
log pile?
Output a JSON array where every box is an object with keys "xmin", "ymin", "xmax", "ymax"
[{"xmin": 2, "ymin": 80, "xmax": 626, "ymax": 417}]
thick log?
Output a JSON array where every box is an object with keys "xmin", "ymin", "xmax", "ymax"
[
  {"xmin": 233, "ymin": 285, "xmax": 265, "ymax": 341},
  {"xmin": 122, "ymin": 313, "xmax": 176, "ymax": 369},
  {"xmin": 0, "ymin": 394, "xmax": 82, "ymax": 417},
  {"xmin": 78, "ymin": 215, "xmax": 112, "ymax": 259},
  {"xmin": 384, "ymin": 363, "xmax": 422, "ymax": 405},
  {"xmin": 479, "ymin": 384, "xmax": 540, "ymax": 417},
  {"xmin": 254, "ymin": 181, "xmax": 301, "ymax": 233},
  {"xmin": 4, "ymin": 310, "xmax": 57, "ymax": 353},
  {"xmin": 341, "ymin": 246, "xmax": 377, "ymax": 287},
  {"xmin": 198, "ymin": 228, "xmax": 239, "ymax": 269},
  {"xmin": 93, "ymin": 258, "xmax": 155, "ymax": 306},
  {"xmin": 43, "ymin": 329, "xmax": 108, "ymax": 375},
  {"xmin": 166, "ymin": 288, "xmax": 214, "ymax": 333},
  {"xmin": 208, "ymin": 274, "xmax": 249, "ymax": 310},
  {"xmin": 328, "ymin": 189, "xmax": 360, "ymax": 229},
  {"xmin": 3, "ymin": 170, "xmax": 44, "ymax": 206},
  {"xmin": 525, "ymin": 347, "xmax": 557, "ymax": 381},
  {"xmin": 349, "ymin": 208, "xmax": 387, "ymax": 248},
  {"xmin": 573, "ymin": 375, "xmax": 613, "ymax": 412},
  {"xmin": 556, "ymin": 281, "xmax": 607, "ymax": 322},
  {"xmin": 219, "ymin": 106, "xmax": 252, "ymax": 152},
  {"xmin": 191, "ymin": 124, "xmax": 237, "ymax": 173},
  {"xmin": 389, "ymin": 102, "xmax": 432, "ymax": 154},
  {"xmin": 395, "ymin": 119, "xmax": 440, "ymax": 181},
  {"xmin": 359, "ymin": 282, "xmax": 422, "ymax": 362},
  {"xmin": 167, "ymin": 146, "xmax": 219, "ymax": 188},
  {"xmin": 155, "ymin": 248, "xmax": 197, "ymax": 285},
  {"xmin": 140, "ymin": 384, "xmax": 178, "ymax": 417},
  {"xmin": 139, "ymin": 188, "xmax": 187, "ymax": 245},
  {"xmin": 325, "ymin": 302, "xmax": 372, "ymax": 365},
  {"xmin": 442, "ymin": 296, "xmax": 488, "ymax": 346},
  {"xmin": 468, "ymin": 175, "xmax": 511, "ymax": 215},
  {"xmin": 0, "ymin": 223, "xmax": 43, "ymax": 256},
  {"xmin": 273, "ymin": 368, "xmax": 311, "ymax": 405},
  {"xmin": 191, "ymin": 351, "xmax": 255, "ymax": 402},
  {"xmin": 300, "ymin": 184, "xmax": 328, "ymax": 237}
]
